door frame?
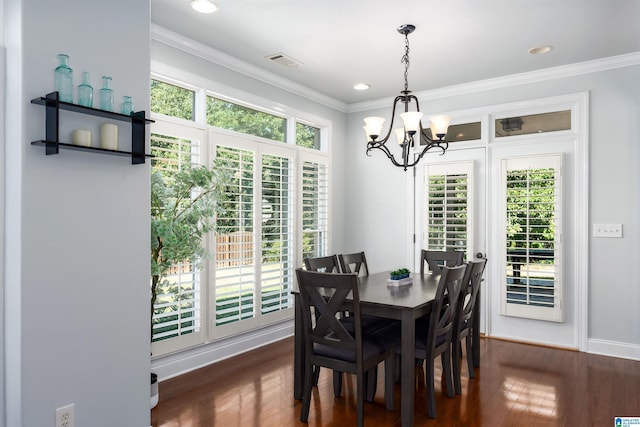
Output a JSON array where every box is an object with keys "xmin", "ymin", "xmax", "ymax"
[{"xmin": 410, "ymin": 92, "xmax": 589, "ymax": 350}]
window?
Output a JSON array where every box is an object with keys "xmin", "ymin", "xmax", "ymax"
[
  {"xmin": 500, "ymin": 155, "xmax": 562, "ymax": 322},
  {"xmin": 206, "ymin": 96, "xmax": 286, "ymax": 142},
  {"xmin": 296, "ymin": 123, "xmax": 321, "ymax": 150},
  {"xmin": 495, "ymin": 110, "xmax": 571, "ymax": 138},
  {"xmin": 150, "ymin": 79, "xmax": 195, "ymax": 121},
  {"xmin": 422, "ymin": 121, "xmax": 482, "ymax": 144},
  {"xmin": 300, "ymin": 156, "xmax": 329, "ymax": 260},
  {"xmin": 423, "ymin": 162, "xmax": 472, "ymax": 256},
  {"xmin": 150, "ymin": 77, "xmax": 330, "ymax": 353}
]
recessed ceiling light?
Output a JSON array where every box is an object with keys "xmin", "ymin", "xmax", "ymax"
[
  {"xmin": 191, "ymin": 0, "xmax": 218, "ymax": 14},
  {"xmin": 528, "ymin": 45, "xmax": 553, "ymax": 55},
  {"xmin": 353, "ymin": 83, "xmax": 370, "ymax": 91}
]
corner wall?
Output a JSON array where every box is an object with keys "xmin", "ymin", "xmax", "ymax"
[{"xmin": 5, "ymin": 1, "xmax": 151, "ymax": 425}]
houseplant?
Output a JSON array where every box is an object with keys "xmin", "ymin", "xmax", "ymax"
[{"xmin": 150, "ymin": 163, "xmax": 228, "ymax": 407}]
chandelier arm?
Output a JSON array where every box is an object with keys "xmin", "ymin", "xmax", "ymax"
[
  {"xmin": 405, "ymin": 141, "xmax": 449, "ymax": 168},
  {"xmin": 366, "ymin": 142, "xmax": 405, "ymax": 168}
]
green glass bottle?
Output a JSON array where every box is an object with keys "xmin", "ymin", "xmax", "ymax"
[
  {"xmin": 77, "ymin": 71, "xmax": 93, "ymax": 107},
  {"xmin": 54, "ymin": 54, "xmax": 73, "ymax": 103}
]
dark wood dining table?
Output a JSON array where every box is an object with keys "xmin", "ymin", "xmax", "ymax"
[{"xmin": 292, "ymin": 271, "xmax": 482, "ymax": 427}]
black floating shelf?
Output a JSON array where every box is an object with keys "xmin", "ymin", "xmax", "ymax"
[
  {"xmin": 30, "ymin": 96, "xmax": 155, "ymax": 124},
  {"xmin": 30, "ymin": 91, "xmax": 154, "ymax": 164},
  {"xmin": 30, "ymin": 140, "xmax": 154, "ymax": 159}
]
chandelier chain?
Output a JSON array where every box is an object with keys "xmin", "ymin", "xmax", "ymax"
[{"xmin": 402, "ymin": 33, "xmax": 410, "ymax": 93}]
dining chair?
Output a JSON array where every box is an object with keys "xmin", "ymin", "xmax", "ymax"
[
  {"xmin": 420, "ymin": 249, "xmax": 464, "ymax": 274},
  {"xmin": 295, "ymin": 268, "xmax": 395, "ymax": 427},
  {"xmin": 452, "ymin": 258, "xmax": 487, "ymax": 395},
  {"xmin": 338, "ymin": 251, "xmax": 369, "ymax": 277},
  {"xmin": 405, "ymin": 264, "xmax": 467, "ymax": 419},
  {"xmin": 304, "ymin": 255, "xmax": 341, "ymax": 273},
  {"xmin": 338, "ymin": 251, "xmax": 399, "ymax": 400}
]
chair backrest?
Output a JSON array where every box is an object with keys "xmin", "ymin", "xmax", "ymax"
[
  {"xmin": 457, "ymin": 259, "xmax": 487, "ymax": 330},
  {"xmin": 304, "ymin": 255, "xmax": 341, "ymax": 273},
  {"xmin": 295, "ymin": 268, "xmax": 361, "ymax": 360},
  {"xmin": 420, "ymin": 249, "xmax": 464, "ymax": 274},
  {"xmin": 338, "ymin": 252, "xmax": 369, "ymax": 277},
  {"xmin": 426, "ymin": 265, "xmax": 467, "ymax": 352}
]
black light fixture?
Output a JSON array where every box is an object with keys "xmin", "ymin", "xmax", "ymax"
[{"xmin": 363, "ymin": 24, "xmax": 451, "ymax": 171}]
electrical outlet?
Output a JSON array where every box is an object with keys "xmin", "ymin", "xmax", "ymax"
[{"xmin": 55, "ymin": 404, "xmax": 74, "ymax": 427}]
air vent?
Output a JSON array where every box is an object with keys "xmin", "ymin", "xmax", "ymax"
[{"xmin": 265, "ymin": 53, "xmax": 304, "ymax": 69}]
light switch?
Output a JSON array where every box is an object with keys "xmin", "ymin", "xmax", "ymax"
[{"xmin": 592, "ymin": 223, "xmax": 623, "ymax": 238}]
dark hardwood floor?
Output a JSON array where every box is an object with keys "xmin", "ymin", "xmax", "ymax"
[{"xmin": 151, "ymin": 336, "xmax": 640, "ymax": 426}]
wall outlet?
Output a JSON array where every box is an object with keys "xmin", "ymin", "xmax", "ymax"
[
  {"xmin": 592, "ymin": 223, "xmax": 623, "ymax": 238},
  {"xmin": 55, "ymin": 404, "xmax": 74, "ymax": 427}
]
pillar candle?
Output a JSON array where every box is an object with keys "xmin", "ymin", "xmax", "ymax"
[
  {"xmin": 71, "ymin": 129, "xmax": 91, "ymax": 147},
  {"xmin": 100, "ymin": 123, "xmax": 118, "ymax": 150}
]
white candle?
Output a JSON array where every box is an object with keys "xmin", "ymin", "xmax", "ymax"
[
  {"xmin": 100, "ymin": 123, "xmax": 118, "ymax": 150},
  {"xmin": 71, "ymin": 129, "xmax": 91, "ymax": 147}
]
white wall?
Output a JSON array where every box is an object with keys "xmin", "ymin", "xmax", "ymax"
[
  {"xmin": 4, "ymin": 0, "xmax": 151, "ymax": 425},
  {"xmin": 345, "ymin": 63, "xmax": 640, "ymax": 356}
]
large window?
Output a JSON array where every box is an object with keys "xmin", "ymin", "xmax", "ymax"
[{"xmin": 150, "ymin": 77, "xmax": 330, "ymax": 354}]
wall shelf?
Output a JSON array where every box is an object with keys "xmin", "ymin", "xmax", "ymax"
[{"xmin": 30, "ymin": 91, "xmax": 154, "ymax": 164}]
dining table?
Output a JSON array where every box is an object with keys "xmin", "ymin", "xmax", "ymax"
[{"xmin": 292, "ymin": 270, "xmax": 482, "ymax": 427}]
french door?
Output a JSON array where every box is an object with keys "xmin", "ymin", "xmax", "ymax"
[{"xmin": 415, "ymin": 137, "xmax": 580, "ymax": 348}]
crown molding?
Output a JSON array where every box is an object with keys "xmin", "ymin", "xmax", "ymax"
[
  {"xmin": 348, "ymin": 52, "xmax": 640, "ymax": 113},
  {"xmin": 151, "ymin": 24, "xmax": 349, "ymax": 113}
]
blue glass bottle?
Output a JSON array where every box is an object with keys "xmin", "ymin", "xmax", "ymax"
[
  {"xmin": 55, "ymin": 54, "xmax": 73, "ymax": 103},
  {"xmin": 99, "ymin": 76, "xmax": 114, "ymax": 111},
  {"xmin": 120, "ymin": 96, "xmax": 133, "ymax": 115},
  {"xmin": 77, "ymin": 71, "xmax": 93, "ymax": 107}
]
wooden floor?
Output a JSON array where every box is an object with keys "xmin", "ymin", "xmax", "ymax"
[{"xmin": 151, "ymin": 336, "xmax": 640, "ymax": 426}]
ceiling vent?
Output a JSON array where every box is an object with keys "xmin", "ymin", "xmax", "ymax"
[{"xmin": 265, "ymin": 53, "xmax": 304, "ymax": 69}]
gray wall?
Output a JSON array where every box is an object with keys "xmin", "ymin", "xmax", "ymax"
[
  {"xmin": 344, "ymin": 64, "xmax": 640, "ymax": 350},
  {"xmin": 4, "ymin": 0, "xmax": 151, "ymax": 425}
]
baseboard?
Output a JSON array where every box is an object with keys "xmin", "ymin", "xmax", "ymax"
[
  {"xmin": 587, "ymin": 338, "xmax": 640, "ymax": 361},
  {"xmin": 151, "ymin": 320, "xmax": 294, "ymax": 381}
]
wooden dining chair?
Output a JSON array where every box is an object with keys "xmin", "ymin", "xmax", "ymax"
[
  {"xmin": 304, "ymin": 255, "xmax": 341, "ymax": 273},
  {"xmin": 295, "ymin": 268, "xmax": 395, "ymax": 427},
  {"xmin": 338, "ymin": 251, "xmax": 369, "ymax": 277},
  {"xmin": 420, "ymin": 249, "xmax": 464, "ymax": 274},
  {"xmin": 413, "ymin": 264, "xmax": 467, "ymax": 418},
  {"xmin": 452, "ymin": 258, "xmax": 487, "ymax": 395}
]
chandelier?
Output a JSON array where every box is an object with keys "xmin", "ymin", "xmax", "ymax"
[{"xmin": 363, "ymin": 24, "xmax": 451, "ymax": 171}]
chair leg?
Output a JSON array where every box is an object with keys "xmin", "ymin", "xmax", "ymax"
[
  {"xmin": 452, "ymin": 339, "xmax": 462, "ymax": 395},
  {"xmin": 426, "ymin": 355, "xmax": 437, "ymax": 419},
  {"xmin": 312, "ymin": 365, "xmax": 320, "ymax": 386},
  {"xmin": 301, "ymin": 363, "xmax": 314, "ymax": 422},
  {"xmin": 442, "ymin": 350, "xmax": 455, "ymax": 398},
  {"xmin": 356, "ymin": 371, "xmax": 365, "ymax": 427},
  {"xmin": 333, "ymin": 371, "xmax": 343, "ymax": 396},
  {"xmin": 365, "ymin": 367, "xmax": 378, "ymax": 402},
  {"xmin": 466, "ymin": 335, "xmax": 475, "ymax": 378}
]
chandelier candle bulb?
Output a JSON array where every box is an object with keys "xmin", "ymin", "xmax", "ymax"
[
  {"xmin": 363, "ymin": 117, "xmax": 385, "ymax": 140},
  {"xmin": 400, "ymin": 111, "xmax": 424, "ymax": 133},
  {"xmin": 394, "ymin": 128, "xmax": 405, "ymax": 145},
  {"xmin": 430, "ymin": 115, "xmax": 452, "ymax": 139}
]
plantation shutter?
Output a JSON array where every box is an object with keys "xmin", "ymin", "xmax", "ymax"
[
  {"xmin": 214, "ymin": 145, "xmax": 256, "ymax": 326},
  {"xmin": 501, "ymin": 155, "xmax": 562, "ymax": 322},
  {"xmin": 150, "ymin": 120, "xmax": 206, "ymax": 355},
  {"xmin": 260, "ymin": 153, "xmax": 294, "ymax": 315},
  {"xmin": 300, "ymin": 156, "xmax": 329, "ymax": 261},
  {"xmin": 423, "ymin": 162, "xmax": 473, "ymax": 257}
]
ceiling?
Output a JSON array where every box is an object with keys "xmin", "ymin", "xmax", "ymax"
[{"xmin": 150, "ymin": 0, "xmax": 640, "ymax": 105}]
